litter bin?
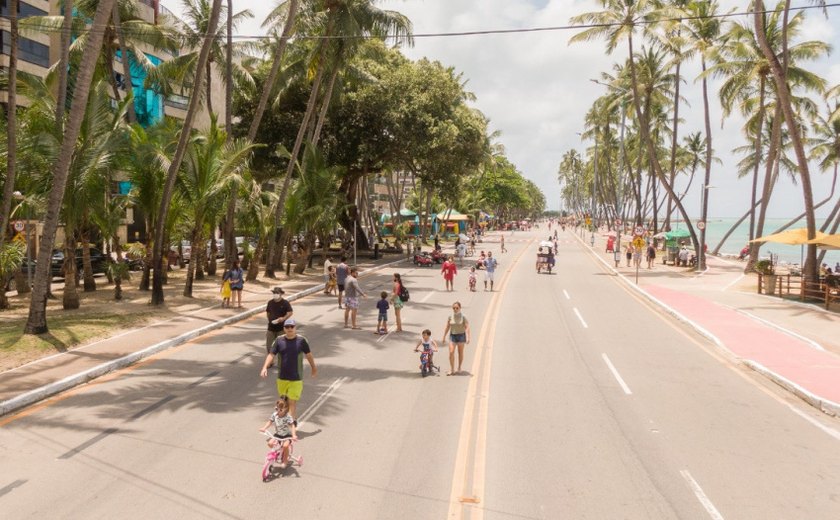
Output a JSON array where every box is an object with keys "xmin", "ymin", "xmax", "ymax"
[
  {"xmin": 666, "ymin": 247, "xmax": 678, "ymax": 265},
  {"xmin": 373, "ymin": 242, "xmax": 380, "ymax": 260}
]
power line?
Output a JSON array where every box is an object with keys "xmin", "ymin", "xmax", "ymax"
[{"xmin": 13, "ymin": 2, "xmax": 840, "ymax": 43}]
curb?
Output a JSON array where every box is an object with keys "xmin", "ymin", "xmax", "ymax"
[
  {"xmin": 0, "ymin": 257, "xmax": 408, "ymax": 417},
  {"xmin": 574, "ymin": 232, "xmax": 840, "ymax": 418}
]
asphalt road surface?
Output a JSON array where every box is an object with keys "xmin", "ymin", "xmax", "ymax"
[{"xmin": 2, "ymin": 228, "xmax": 840, "ymax": 519}]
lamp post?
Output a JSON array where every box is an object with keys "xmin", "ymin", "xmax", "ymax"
[{"xmin": 12, "ymin": 190, "xmax": 31, "ymax": 287}]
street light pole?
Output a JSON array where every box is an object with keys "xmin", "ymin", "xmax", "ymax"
[{"xmin": 698, "ymin": 184, "xmax": 715, "ymax": 271}]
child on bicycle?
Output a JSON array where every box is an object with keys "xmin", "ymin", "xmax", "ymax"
[
  {"xmin": 414, "ymin": 329, "xmax": 438, "ymax": 371},
  {"xmin": 468, "ymin": 267, "xmax": 477, "ymax": 292},
  {"xmin": 259, "ymin": 396, "xmax": 297, "ymax": 469},
  {"xmin": 376, "ymin": 291, "xmax": 389, "ymax": 334}
]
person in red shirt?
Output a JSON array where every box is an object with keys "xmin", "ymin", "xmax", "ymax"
[{"xmin": 441, "ymin": 256, "xmax": 457, "ymax": 292}]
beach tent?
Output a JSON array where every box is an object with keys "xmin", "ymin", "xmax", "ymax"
[
  {"xmin": 379, "ymin": 209, "xmax": 420, "ymax": 236},
  {"xmin": 664, "ymin": 229, "xmax": 690, "ymax": 241},
  {"xmin": 806, "ymin": 233, "xmax": 840, "ymax": 250},
  {"xmin": 433, "ymin": 209, "xmax": 471, "ymax": 235},
  {"xmin": 751, "ymin": 228, "xmax": 827, "ymax": 245}
]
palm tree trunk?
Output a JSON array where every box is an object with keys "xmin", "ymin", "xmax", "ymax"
[
  {"xmin": 665, "ymin": 56, "xmax": 683, "ymax": 231},
  {"xmin": 246, "ymin": 0, "xmax": 299, "ymax": 143},
  {"xmin": 81, "ymin": 230, "xmax": 96, "ymax": 292},
  {"xmin": 698, "ymin": 60, "xmax": 714, "ymax": 270},
  {"xmin": 56, "ymin": 0, "xmax": 73, "ymax": 126},
  {"xmin": 151, "ymin": 0, "xmax": 223, "ymax": 306},
  {"xmin": 312, "ymin": 64, "xmax": 341, "ymax": 148},
  {"xmin": 25, "ymin": 0, "xmax": 117, "ymax": 335},
  {"xmin": 206, "ymin": 60, "xmax": 214, "ymax": 115},
  {"xmin": 223, "ymin": 0, "xmax": 236, "ymax": 263},
  {"xmin": 753, "ymin": 1, "xmax": 818, "ymax": 282},
  {"xmin": 712, "ymin": 198, "xmax": 763, "ymax": 255},
  {"xmin": 749, "ymin": 78, "xmax": 767, "ymax": 241},
  {"xmin": 113, "ymin": 6, "xmax": 137, "ymax": 124},
  {"xmin": 0, "ymin": 0, "xmax": 18, "ymax": 247},
  {"xmin": 770, "ymin": 168, "xmax": 837, "ymax": 234},
  {"xmin": 746, "ymin": 104, "xmax": 783, "ymax": 273}
]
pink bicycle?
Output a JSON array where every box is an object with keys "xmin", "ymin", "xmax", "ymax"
[{"xmin": 261, "ymin": 432, "xmax": 302, "ymax": 481}]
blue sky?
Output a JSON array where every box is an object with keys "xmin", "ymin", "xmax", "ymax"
[{"xmin": 163, "ymin": 0, "xmax": 840, "ymax": 219}]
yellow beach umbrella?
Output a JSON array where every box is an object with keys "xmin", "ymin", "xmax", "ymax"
[
  {"xmin": 751, "ymin": 228, "xmax": 828, "ymax": 245},
  {"xmin": 806, "ymin": 234, "xmax": 840, "ymax": 250}
]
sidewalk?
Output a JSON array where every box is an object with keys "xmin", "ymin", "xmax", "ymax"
[
  {"xmin": 581, "ymin": 229, "xmax": 840, "ymax": 416},
  {"xmin": 0, "ymin": 251, "xmax": 416, "ymax": 416}
]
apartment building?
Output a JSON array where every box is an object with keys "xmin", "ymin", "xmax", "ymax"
[{"xmin": 0, "ymin": 0, "xmax": 224, "ymax": 128}]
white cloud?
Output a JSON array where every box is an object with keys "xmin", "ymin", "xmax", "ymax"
[{"xmin": 162, "ymin": 0, "xmax": 840, "ymax": 218}]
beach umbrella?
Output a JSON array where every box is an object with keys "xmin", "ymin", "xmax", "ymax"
[
  {"xmin": 751, "ymin": 228, "xmax": 827, "ymax": 245},
  {"xmin": 805, "ymin": 234, "xmax": 840, "ymax": 250},
  {"xmin": 664, "ymin": 229, "xmax": 690, "ymax": 240}
]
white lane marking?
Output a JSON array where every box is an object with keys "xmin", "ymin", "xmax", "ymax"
[
  {"xmin": 376, "ymin": 331, "xmax": 392, "ymax": 343},
  {"xmin": 420, "ymin": 291, "xmax": 435, "ymax": 303},
  {"xmin": 297, "ymin": 376, "xmax": 347, "ymax": 427},
  {"xmin": 680, "ymin": 470, "xmax": 725, "ymax": 520},
  {"xmin": 563, "ymin": 289, "xmax": 571, "ymax": 300},
  {"xmin": 730, "ymin": 308, "xmax": 825, "ymax": 352},
  {"xmin": 601, "ymin": 353, "xmax": 632, "ymax": 395},
  {"xmin": 721, "ymin": 274, "xmax": 745, "ymax": 292},
  {"xmin": 785, "ymin": 403, "xmax": 840, "ymax": 441},
  {"xmin": 573, "ymin": 307, "xmax": 588, "ymax": 328}
]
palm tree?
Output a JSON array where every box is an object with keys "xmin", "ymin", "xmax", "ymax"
[
  {"xmin": 753, "ymin": 0, "xmax": 822, "ymax": 282},
  {"xmin": 25, "ymin": 0, "xmax": 118, "ymax": 335},
  {"xmin": 571, "ymin": 0, "xmax": 701, "ymax": 256},
  {"xmin": 177, "ymin": 117, "xmax": 254, "ymax": 296},
  {"xmin": 150, "ymin": 0, "xmax": 223, "ymax": 306},
  {"xmin": 263, "ymin": 0, "xmax": 412, "ymax": 277},
  {"xmin": 0, "ymin": 242, "xmax": 26, "ymax": 310},
  {"xmin": 55, "ymin": 0, "xmax": 73, "ymax": 125}
]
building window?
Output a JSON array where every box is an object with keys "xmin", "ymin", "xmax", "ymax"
[
  {"xmin": 0, "ymin": 1, "xmax": 48, "ymax": 18},
  {"xmin": 0, "ymin": 31, "xmax": 49, "ymax": 68},
  {"xmin": 165, "ymin": 93, "xmax": 189, "ymax": 110}
]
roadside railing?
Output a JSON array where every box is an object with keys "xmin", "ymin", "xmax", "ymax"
[{"xmin": 758, "ymin": 273, "xmax": 840, "ymax": 310}]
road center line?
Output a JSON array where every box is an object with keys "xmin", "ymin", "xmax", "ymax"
[
  {"xmin": 573, "ymin": 307, "xmax": 589, "ymax": 328},
  {"xmin": 420, "ymin": 291, "xmax": 435, "ymax": 303},
  {"xmin": 563, "ymin": 289, "xmax": 571, "ymax": 300},
  {"xmin": 297, "ymin": 376, "xmax": 347, "ymax": 427},
  {"xmin": 376, "ymin": 331, "xmax": 392, "ymax": 343},
  {"xmin": 680, "ymin": 470, "xmax": 725, "ymax": 520},
  {"xmin": 601, "ymin": 354, "xmax": 632, "ymax": 395}
]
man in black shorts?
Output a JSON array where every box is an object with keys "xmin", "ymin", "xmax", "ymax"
[
  {"xmin": 335, "ymin": 256, "xmax": 349, "ymax": 309},
  {"xmin": 266, "ymin": 287, "xmax": 293, "ymax": 353}
]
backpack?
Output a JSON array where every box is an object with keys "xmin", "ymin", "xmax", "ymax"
[{"xmin": 399, "ymin": 282, "xmax": 410, "ymax": 302}]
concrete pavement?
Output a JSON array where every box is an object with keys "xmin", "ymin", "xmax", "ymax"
[
  {"xmin": 3, "ymin": 225, "xmax": 840, "ymax": 421},
  {"xmin": 573, "ymin": 226, "xmax": 840, "ymax": 417}
]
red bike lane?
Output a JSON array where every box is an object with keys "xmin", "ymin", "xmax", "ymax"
[{"xmin": 645, "ymin": 285, "xmax": 840, "ymax": 413}]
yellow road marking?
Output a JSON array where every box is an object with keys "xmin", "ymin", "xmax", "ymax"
[{"xmin": 447, "ymin": 239, "xmax": 531, "ymax": 520}]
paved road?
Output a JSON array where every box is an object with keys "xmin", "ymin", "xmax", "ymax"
[{"xmin": 2, "ymin": 229, "xmax": 840, "ymax": 519}]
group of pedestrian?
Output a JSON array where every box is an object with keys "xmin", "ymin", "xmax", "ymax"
[
  {"xmin": 220, "ymin": 261, "xmax": 244, "ymax": 308},
  {"xmin": 441, "ymin": 251, "xmax": 498, "ymax": 291}
]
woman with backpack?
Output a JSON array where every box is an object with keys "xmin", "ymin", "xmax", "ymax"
[{"xmin": 391, "ymin": 273, "xmax": 407, "ymax": 332}]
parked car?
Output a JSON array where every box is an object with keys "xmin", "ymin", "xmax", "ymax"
[
  {"xmin": 207, "ymin": 238, "xmax": 225, "ymax": 259},
  {"xmin": 175, "ymin": 240, "xmax": 192, "ymax": 262},
  {"xmin": 50, "ymin": 248, "xmax": 107, "ymax": 278}
]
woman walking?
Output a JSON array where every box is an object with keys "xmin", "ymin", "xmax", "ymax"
[
  {"xmin": 441, "ymin": 302, "xmax": 470, "ymax": 375},
  {"xmin": 392, "ymin": 273, "xmax": 405, "ymax": 332},
  {"xmin": 228, "ymin": 260, "xmax": 245, "ymax": 308}
]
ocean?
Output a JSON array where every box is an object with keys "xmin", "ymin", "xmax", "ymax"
[{"xmin": 673, "ymin": 218, "xmax": 839, "ymax": 267}]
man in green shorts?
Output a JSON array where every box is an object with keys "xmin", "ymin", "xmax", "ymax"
[{"xmin": 260, "ymin": 319, "xmax": 317, "ymax": 420}]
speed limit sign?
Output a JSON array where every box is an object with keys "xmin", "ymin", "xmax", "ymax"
[
  {"xmin": 12, "ymin": 221, "xmax": 24, "ymax": 232},
  {"xmin": 697, "ymin": 221, "xmax": 706, "ymax": 230},
  {"xmin": 634, "ymin": 225, "xmax": 645, "ymax": 237}
]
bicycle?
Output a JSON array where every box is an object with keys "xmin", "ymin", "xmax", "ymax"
[
  {"xmin": 261, "ymin": 432, "xmax": 302, "ymax": 481},
  {"xmin": 418, "ymin": 349, "xmax": 439, "ymax": 377}
]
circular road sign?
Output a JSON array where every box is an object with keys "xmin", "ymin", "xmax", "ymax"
[
  {"xmin": 12, "ymin": 220, "xmax": 24, "ymax": 232},
  {"xmin": 697, "ymin": 221, "xmax": 706, "ymax": 230},
  {"xmin": 634, "ymin": 225, "xmax": 645, "ymax": 237}
]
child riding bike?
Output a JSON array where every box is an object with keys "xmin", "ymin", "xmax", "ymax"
[
  {"xmin": 414, "ymin": 329, "xmax": 439, "ymax": 376},
  {"xmin": 259, "ymin": 396, "xmax": 298, "ymax": 469}
]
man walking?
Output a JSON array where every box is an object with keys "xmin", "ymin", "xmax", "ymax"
[
  {"xmin": 335, "ymin": 256, "xmax": 349, "ymax": 309},
  {"xmin": 322, "ymin": 256, "xmax": 333, "ymax": 294},
  {"xmin": 266, "ymin": 287, "xmax": 293, "ymax": 353},
  {"xmin": 260, "ymin": 319, "xmax": 317, "ymax": 420},
  {"xmin": 483, "ymin": 251, "xmax": 498, "ymax": 291},
  {"xmin": 343, "ymin": 267, "xmax": 367, "ymax": 329}
]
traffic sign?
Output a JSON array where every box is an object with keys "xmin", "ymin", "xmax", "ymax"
[
  {"xmin": 12, "ymin": 220, "xmax": 24, "ymax": 232},
  {"xmin": 633, "ymin": 237, "xmax": 646, "ymax": 250},
  {"xmin": 697, "ymin": 221, "xmax": 706, "ymax": 230},
  {"xmin": 634, "ymin": 225, "xmax": 645, "ymax": 237}
]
